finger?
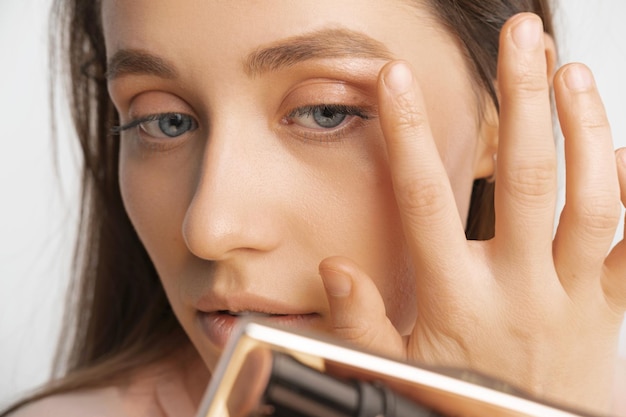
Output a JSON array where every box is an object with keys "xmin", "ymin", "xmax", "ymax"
[
  {"xmin": 602, "ymin": 148, "xmax": 626, "ymax": 311},
  {"xmin": 552, "ymin": 64, "xmax": 621, "ymax": 295},
  {"xmin": 377, "ymin": 60, "xmax": 468, "ymax": 287},
  {"xmin": 494, "ymin": 13, "xmax": 557, "ymax": 260},
  {"xmin": 319, "ymin": 256, "xmax": 405, "ymax": 357}
]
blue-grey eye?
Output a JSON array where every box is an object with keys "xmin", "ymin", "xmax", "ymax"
[
  {"xmin": 140, "ymin": 113, "xmax": 197, "ymax": 138},
  {"xmin": 292, "ymin": 105, "xmax": 350, "ymax": 129},
  {"xmin": 312, "ymin": 106, "xmax": 347, "ymax": 128}
]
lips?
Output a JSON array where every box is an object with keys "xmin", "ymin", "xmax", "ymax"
[
  {"xmin": 197, "ymin": 310, "xmax": 321, "ymax": 350},
  {"xmin": 193, "ymin": 292, "xmax": 324, "ymax": 349},
  {"xmin": 219, "ymin": 310, "xmax": 279, "ymax": 318}
]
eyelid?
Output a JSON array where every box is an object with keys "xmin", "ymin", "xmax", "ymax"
[
  {"xmin": 287, "ymin": 104, "xmax": 372, "ymax": 120},
  {"xmin": 111, "ymin": 112, "xmax": 191, "ymax": 135},
  {"xmin": 111, "ymin": 112, "xmax": 199, "ymax": 154},
  {"xmin": 281, "ymin": 103, "xmax": 377, "ymax": 143}
]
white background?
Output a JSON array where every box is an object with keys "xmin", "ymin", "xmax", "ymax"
[{"xmin": 1, "ymin": 0, "xmax": 626, "ymax": 409}]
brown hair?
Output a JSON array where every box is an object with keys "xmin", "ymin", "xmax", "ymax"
[{"xmin": 1, "ymin": 0, "xmax": 554, "ymax": 414}]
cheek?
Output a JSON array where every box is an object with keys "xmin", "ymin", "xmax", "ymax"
[
  {"xmin": 322, "ymin": 139, "xmax": 417, "ymax": 334},
  {"xmin": 360, "ymin": 200, "xmax": 416, "ymax": 334},
  {"xmin": 360, "ymin": 182, "xmax": 417, "ymax": 334},
  {"xmin": 119, "ymin": 142, "xmax": 210, "ymax": 360},
  {"xmin": 384, "ymin": 250, "xmax": 417, "ymax": 335},
  {"xmin": 118, "ymin": 141, "xmax": 195, "ymax": 289}
]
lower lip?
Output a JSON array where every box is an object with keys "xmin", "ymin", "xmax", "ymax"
[{"xmin": 198, "ymin": 312, "xmax": 321, "ymax": 349}]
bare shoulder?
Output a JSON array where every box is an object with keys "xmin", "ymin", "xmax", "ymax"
[
  {"xmin": 6, "ymin": 350, "xmax": 208, "ymax": 417},
  {"xmin": 6, "ymin": 355, "xmax": 206, "ymax": 417},
  {"xmin": 7, "ymin": 387, "xmax": 133, "ymax": 417}
]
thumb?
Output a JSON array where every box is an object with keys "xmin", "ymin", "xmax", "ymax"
[{"xmin": 319, "ymin": 256, "xmax": 405, "ymax": 358}]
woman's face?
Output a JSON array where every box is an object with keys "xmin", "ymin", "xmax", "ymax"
[{"xmin": 103, "ymin": 0, "xmax": 488, "ymax": 371}]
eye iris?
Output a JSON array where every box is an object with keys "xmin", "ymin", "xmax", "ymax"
[
  {"xmin": 159, "ymin": 114, "xmax": 193, "ymax": 137},
  {"xmin": 313, "ymin": 106, "xmax": 347, "ymax": 128}
]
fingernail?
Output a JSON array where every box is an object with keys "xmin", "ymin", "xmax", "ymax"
[
  {"xmin": 384, "ymin": 62, "xmax": 413, "ymax": 95},
  {"xmin": 564, "ymin": 64, "xmax": 593, "ymax": 92},
  {"xmin": 512, "ymin": 16, "xmax": 542, "ymax": 49},
  {"xmin": 320, "ymin": 268, "xmax": 352, "ymax": 298}
]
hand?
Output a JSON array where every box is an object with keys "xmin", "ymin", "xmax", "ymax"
[{"xmin": 318, "ymin": 13, "xmax": 626, "ymax": 413}]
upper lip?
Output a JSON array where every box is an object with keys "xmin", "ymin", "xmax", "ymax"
[{"xmin": 194, "ymin": 292, "xmax": 318, "ymax": 316}]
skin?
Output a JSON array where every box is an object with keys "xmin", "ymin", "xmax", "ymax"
[
  {"xmin": 102, "ymin": 0, "xmax": 626, "ymax": 413},
  {"xmin": 104, "ymin": 0, "xmax": 483, "ymax": 364}
]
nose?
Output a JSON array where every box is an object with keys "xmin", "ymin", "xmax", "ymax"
[{"xmin": 183, "ymin": 123, "xmax": 282, "ymax": 261}]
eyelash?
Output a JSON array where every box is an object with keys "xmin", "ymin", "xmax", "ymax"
[
  {"xmin": 111, "ymin": 104, "xmax": 372, "ymax": 146},
  {"xmin": 283, "ymin": 104, "xmax": 371, "ymax": 142},
  {"xmin": 111, "ymin": 113, "xmax": 197, "ymax": 152},
  {"xmin": 111, "ymin": 113, "xmax": 196, "ymax": 135}
]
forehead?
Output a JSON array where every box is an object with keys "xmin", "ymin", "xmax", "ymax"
[{"xmin": 100, "ymin": 0, "xmax": 450, "ymax": 66}]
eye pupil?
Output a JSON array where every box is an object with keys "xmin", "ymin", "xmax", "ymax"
[
  {"xmin": 313, "ymin": 106, "xmax": 347, "ymax": 128},
  {"xmin": 158, "ymin": 113, "xmax": 193, "ymax": 137}
]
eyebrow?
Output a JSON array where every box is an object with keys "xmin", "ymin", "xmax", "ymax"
[
  {"xmin": 243, "ymin": 28, "xmax": 393, "ymax": 76},
  {"xmin": 106, "ymin": 49, "xmax": 178, "ymax": 80},
  {"xmin": 105, "ymin": 28, "xmax": 393, "ymax": 81}
]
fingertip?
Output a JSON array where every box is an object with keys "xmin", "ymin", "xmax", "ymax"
[
  {"xmin": 560, "ymin": 63, "xmax": 595, "ymax": 93},
  {"xmin": 381, "ymin": 60, "xmax": 414, "ymax": 96},
  {"xmin": 319, "ymin": 256, "xmax": 358, "ymax": 298},
  {"xmin": 318, "ymin": 255, "xmax": 357, "ymax": 272},
  {"xmin": 377, "ymin": 59, "xmax": 429, "ymax": 147},
  {"xmin": 318, "ymin": 257, "xmax": 404, "ymax": 356},
  {"xmin": 505, "ymin": 12, "xmax": 542, "ymax": 26},
  {"xmin": 498, "ymin": 12, "xmax": 549, "ymax": 93},
  {"xmin": 500, "ymin": 13, "xmax": 543, "ymax": 49},
  {"xmin": 319, "ymin": 266, "xmax": 352, "ymax": 298},
  {"xmin": 509, "ymin": 13, "xmax": 543, "ymax": 50}
]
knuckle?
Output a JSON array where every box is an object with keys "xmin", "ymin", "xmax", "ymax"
[
  {"xmin": 395, "ymin": 177, "xmax": 447, "ymax": 219},
  {"xmin": 576, "ymin": 111, "xmax": 610, "ymax": 135},
  {"xmin": 571, "ymin": 196, "xmax": 622, "ymax": 235},
  {"xmin": 502, "ymin": 157, "xmax": 556, "ymax": 199},
  {"xmin": 510, "ymin": 66, "xmax": 549, "ymax": 98},
  {"xmin": 333, "ymin": 321, "xmax": 376, "ymax": 345}
]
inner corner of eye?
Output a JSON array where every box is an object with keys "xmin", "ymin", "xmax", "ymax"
[{"xmin": 280, "ymin": 115, "xmax": 294, "ymax": 125}]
